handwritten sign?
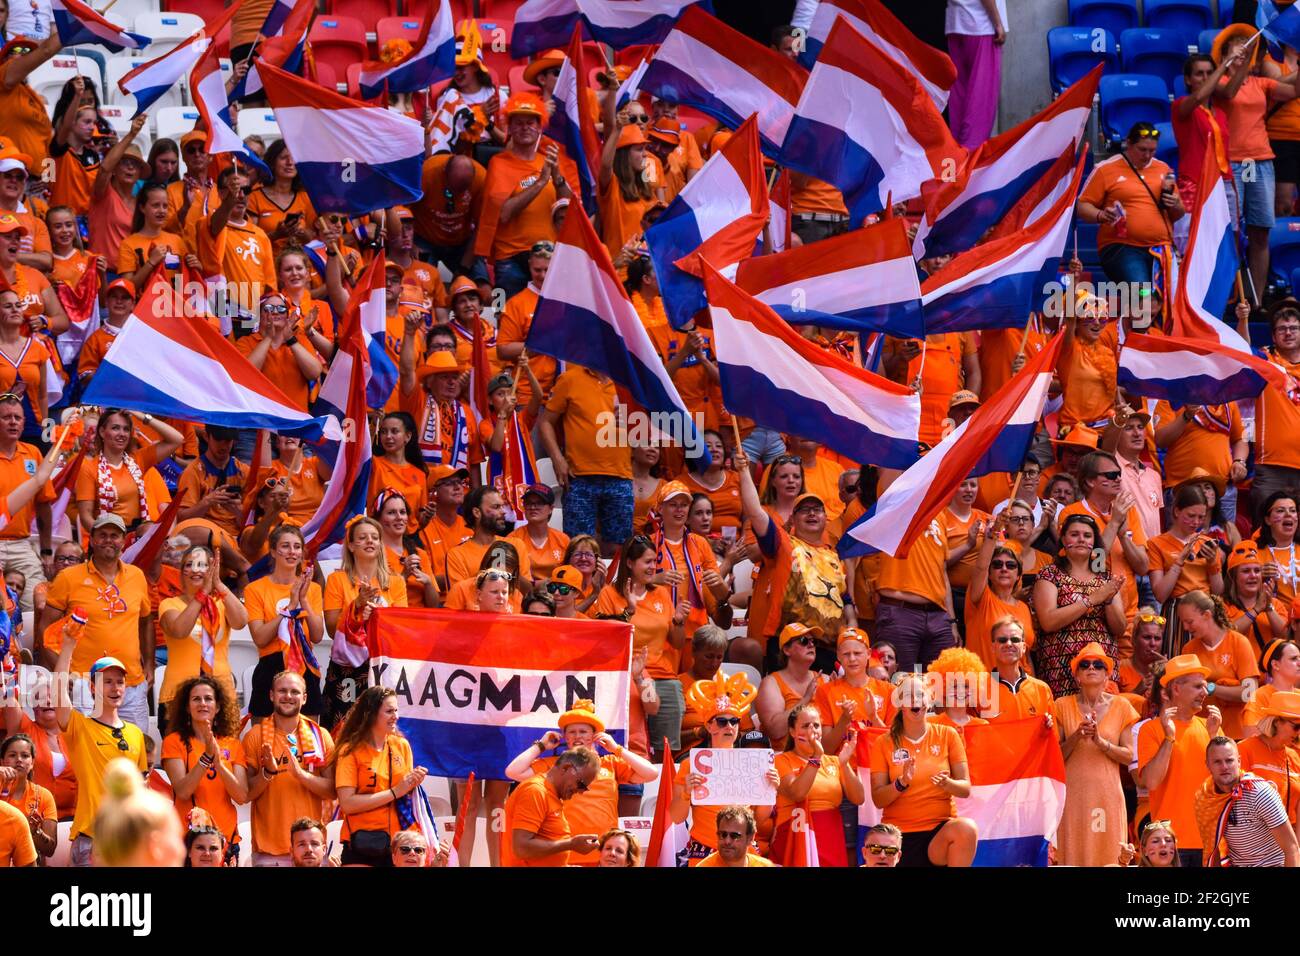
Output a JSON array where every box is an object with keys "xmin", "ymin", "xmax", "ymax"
[{"xmin": 689, "ymin": 748, "xmax": 776, "ymax": 806}]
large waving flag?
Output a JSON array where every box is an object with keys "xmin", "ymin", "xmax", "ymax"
[
  {"xmin": 913, "ymin": 66, "xmax": 1100, "ymax": 260},
  {"xmin": 981, "ymin": 145, "xmax": 1080, "ymax": 244},
  {"xmin": 52, "ymin": 0, "xmax": 150, "ymax": 51},
  {"xmin": 526, "ymin": 202, "xmax": 705, "ymax": 457},
  {"xmin": 780, "ymin": 17, "xmax": 961, "ymax": 223},
  {"xmin": 314, "ymin": 257, "xmax": 398, "ymax": 415},
  {"xmin": 232, "ymin": 0, "xmax": 316, "ymax": 101},
  {"xmin": 190, "ymin": 9, "xmax": 269, "ymax": 176},
  {"xmin": 511, "ymin": 0, "xmax": 580, "ymax": 58},
  {"xmin": 358, "ymin": 0, "xmax": 455, "ymax": 99},
  {"xmin": 1120, "ymin": 144, "xmax": 1287, "ymax": 404},
  {"xmin": 369, "ymin": 608, "xmax": 632, "ymax": 779},
  {"xmin": 118, "ymin": 1, "xmax": 242, "ymax": 116},
  {"xmin": 703, "ymin": 261, "xmax": 921, "ymax": 469},
  {"xmin": 734, "ymin": 216, "xmax": 923, "ymax": 336},
  {"xmin": 920, "ymin": 149, "xmax": 1085, "ymax": 335},
  {"xmin": 839, "ymin": 332, "xmax": 1063, "ymax": 558},
  {"xmin": 640, "ymin": 7, "xmax": 807, "ymax": 157},
  {"xmin": 81, "ymin": 273, "xmax": 337, "ymax": 439},
  {"xmin": 644, "ymin": 740, "xmax": 690, "ymax": 867},
  {"xmin": 957, "ymin": 718, "xmax": 1066, "ymax": 867},
  {"xmin": 646, "ymin": 113, "xmax": 768, "ymax": 329},
  {"xmin": 262, "ymin": 62, "xmax": 424, "ymax": 215},
  {"xmin": 802, "ymin": 0, "xmax": 955, "ymax": 111},
  {"xmin": 580, "ymin": 0, "xmax": 712, "ymax": 47},
  {"xmin": 544, "ymin": 25, "xmax": 602, "ymax": 215},
  {"xmin": 1260, "ymin": 0, "xmax": 1300, "ymax": 58}
]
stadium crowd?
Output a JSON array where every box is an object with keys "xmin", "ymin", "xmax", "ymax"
[{"xmin": 0, "ymin": 0, "xmax": 1298, "ymax": 870}]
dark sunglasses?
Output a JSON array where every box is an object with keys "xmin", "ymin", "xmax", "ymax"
[
  {"xmin": 1077, "ymin": 660, "xmax": 1108, "ymax": 671},
  {"xmin": 261, "ymin": 303, "xmax": 288, "ymax": 315},
  {"xmin": 627, "ymin": 114, "xmax": 649, "ymax": 124},
  {"xmin": 110, "ymin": 726, "xmax": 129, "ymax": 751},
  {"xmin": 545, "ymin": 582, "xmax": 575, "ymax": 595},
  {"xmin": 866, "ymin": 844, "xmax": 900, "ymax": 857},
  {"xmin": 989, "ymin": 560, "xmax": 1020, "ymax": 570},
  {"xmin": 710, "ymin": 716, "xmax": 741, "ymax": 727},
  {"xmin": 993, "ymin": 636, "xmax": 1023, "ymax": 645},
  {"xmin": 1097, "ymin": 470, "xmax": 1122, "ymax": 481},
  {"xmin": 716, "ymin": 830, "xmax": 747, "ymax": 842},
  {"xmin": 397, "ymin": 845, "xmax": 427, "ymax": 856},
  {"xmin": 790, "ymin": 635, "xmax": 817, "ymax": 648},
  {"xmin": 773, "ymin": 454, "xmax": 802, "ymax": 466}
]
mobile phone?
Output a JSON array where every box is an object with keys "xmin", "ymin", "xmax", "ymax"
[{"xmin": 284, "ymin": 212, "xmax": 302, "ymax": 225}]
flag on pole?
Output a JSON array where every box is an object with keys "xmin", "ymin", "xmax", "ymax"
[
  {"xmin": 233, "ymin": 0, "xmax": 316, "ymax": 100},
  {"xmin": 189, "ymin": 8, "xmax": 269, "ymax": 176},
  {"xmin": 644, "ymin": 739, "xmax": 689, "ymax": 867},
  {"xmin": 357, "ymin": 0, "xmax": 455, "ymax": 98},
  {"xmin": 117, "ymin": 1, "xmax": 243, "ymax": 116},
  {"xmin": 544, "ymin": 24, "xmax": 602, "ymax": 214},
  {"xmin": 51, "ymin": 0, "xmax": 150, "ymax": 52}
]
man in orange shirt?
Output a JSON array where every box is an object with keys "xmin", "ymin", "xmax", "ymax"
[
  {"xmin": 1253, "ymin": 300, "xmax": 1300, "ymax": 516},
  {"xmin": 540, "ymin": 365, "xmax": 633, "ymax": 552},
  {"xmin": 417, "ymin": 464, "xmax": 471, "ymax": 590},
  {"xmin": 445, "ymin": 484, "xmax": 531, "ymax": 588},
  {"xmin": 398, "ymin": 335, "xmax": 483, "ymax": 474},
  {"xmin": 196, "ymin": 168, "xmax": 276, "ymax": 325},
  {"xmin": 496, "ymin": 241, "xmax": 557, "ymax": 407},
  {"xmin": 874, "ymin": 512, "xmax": 957, "ymax": 674},
  {"xmin": 413, "ymin": 151, "xmax": 486, "ymax": 276},
  {"xmin": 506, "ymin": 484, "xmax": 569, "ymax": 587},
  {"xmin": 982, "ymin": 617, "xmax": 1054, "ymax": 722},
  {"xmin": 696, "ymin": 805, "xmax": 776, "ymax": 867},
  {"xmin": 0, "ymin": 393, "xmax": 53, "ymax": 608},
  {"xmin": 475, "ymin": 93, "xmax": 572, "ymax": 300},
  {"xmin": 166, "ymin": 131, "xmax": 219, "ymax": 239},
  {"xmin": 502, "ymin": 746, "xmax": 600, "ymax": 867},
  {"xmin": 883, "ymin": 333, "xmax": 980, "ymax": 448},
  {"xmin": 175, "ymin": 425, "xmax": 247, "ymax": 542}
]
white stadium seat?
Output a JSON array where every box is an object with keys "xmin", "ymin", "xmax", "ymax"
[
  {"xmin": 236, "ymin": 108, "xmax": 280, "ymax": 141},
  {"xmin": 153, "ymin": 105, "xmax": 200, "ymax": 147},
  {"xmin": 134, "ymin": 11, "xmax": 204, "ymax": 58}
]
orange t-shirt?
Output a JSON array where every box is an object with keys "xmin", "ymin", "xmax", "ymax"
[
  {"xmin": 174, "ymin": 456, "xmax": 249, "ymax": 541},
  {"xmin": 265, "ymin": 457, "xmax": 328, "ymax": 527},
  {"xmin": 0, "ymin": 799, "xmax": 37, "ymax": 868},
  {"xmin": 0, "ymin": 82, "xmax": 52, "ymax": 172},
  {"xmin": 1137, "ymin": 716, "xmax": 1211, "ymax": 850},
  {"xmin": 50, "ymin": 143, "xmax": 99, "ymax": 217},
  {"xmin": 73, "ymin": 445, "xmax": 166, "ymax": 526},
  {"xmin": 773, "ymin": 751, "xmax": 848, "ymax": 826},
  {"xmin": 984, "ymin": 672, "xmax": 1055, "ymax": 722},
  {"xmin": 333, "ymin": 735, "xmax": 416, "ymax": 839},
  {"xmin": 789, "ymin": 171, "xmax": 849, "ymax": 216},
  {"xmin": 413, "ymin": 153, "xmax": 486, "ymax": 248},
  {"xmin": 1220, "ymin": 75, "xmax": 1279, "ymax": 161},
  {"xmin": 235, "ymin": 333, "xmax": 316, "ymax": 412},
  {"xmin": 592, "ymin": 584, "xmax": 679, "ymax": 679},
  {"xmin": 14, "ymin": 208, "xmax": 52, "ymax": 257},
  {"xmin": 1152, "ymin": 401, "xmax": 1243, "ymax": 490},
  {"xmin": 475, "ymin": 149, "xmax": 559, "ymax": 261},
  {"xmin": 245, "ymin": 186, "xmax": 316, "ymax": 253},
  {"xmin": 502, "ymin": 773, "xmax": 570, "ymax": 867},
  {"xmin": 544, "ymin": 367, "xmax": 632, "ymax": 479},
  {"xmin": 531, "ymin": 753, "xmax": 637, "ymax": 864},
  {"xmin": 599, "ymin": 171, "xmax": 659, "ymax": 258},
  {"xmin": 161, "ymin": 732, "xmax": 246, "ymax": 841},
  {"xmin": 1146, "ymin": 532, "xmax": 1223, "ymax": 599},
  {"xmin": 803, "ymin": 455, "xmax": 847, "ymax": 523},
  {"xmin": 242, "ymin": 577, "xmax": 325, "ymax": 658},
  {"xmin": 1058, "ymin": 324, "xmax": 1120, "ymax": 428},
  {"xmin": 195, "ymin": 217, "xmax": 277, "ymax": 312},
  {"xmin": 496, "ymin": 285, "xmax": 556, "ymax": 406},
  {"xmin": 0, "ymin": 782, "xmax": 55, "ymax": 833},
  {"xmin": 942, "ymin": 507, "xmax": 991, "ymax": 589},
  {"xmin": 893, "ymin": 333, "xmax": 975, "ymax": 447},
  {"xmin": 1256, "ymin": 353, "xmax": 1300, "ymax": 471},
  {"xmin": 876, "ymin": 517, "xmax": 949, "ymax": 608},
  {"xmin": 871, "ymin": 723, "xmax": 967, "ymax": 832},
  {"xmin": 977, "ymin": 324, "xmax": 1050, "ymax": 401},
  {"xmin": 1181, "ymin": 631, "xmax": 1261, "ymax": 740},
  {"xmin": 115, "ymin": 231, "xmax": 186, "ymax": 277},
  {"xmin": 441, "ymin": 575, "xmax": 524, "ymax": 612},
  {"xmin": 369, "ymin": 458, "xmax": 429, "ymax": 535},
  {"xmin": 814, "ymin": 676, "xmax": 898, "ymax": 730},
  {"xmin": 48, "ymin": 248, "xmax": 91, "ymax": 286},
  {"xmin": 241, "ymin": 718, "xmax": 336, "ymax": 856},
  {"xmin": 1078, "ymin": 153, "xmax": 1176, "ymax": 248},
  {"xmin": 963, "ymin": 587, "xmax": 1036, "ymax": 673},
  {"xmin": 677, "ymin": 469, "xmax": 742, "ymax": 531},
  {"xmin": 0, "ymin": 440, "xmax": 54, "ymax": 540},
  {"xmin": 418, "ymin": 513, "xmax": 471, "ymax": 586},
  {"xmin": 506, "ymin": 525, "xmax": 570, "ymax": 583},
  {"xmin": 445, "ymin": 535, "xmax": 533, "ymax": 589}
]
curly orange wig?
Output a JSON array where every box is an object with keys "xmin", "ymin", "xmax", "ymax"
[{"xmin": 927, "ymin": 647, "xmax": 988, "ymax": 677}]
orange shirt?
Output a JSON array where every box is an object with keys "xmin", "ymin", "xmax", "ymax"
[
  {"xmin": 599, "ymin": 171, "xmax": 659, "ymax": 258},
  {"xmin": 1137, "ymin": 716, "xmax": 1211, "ymax": 849},
  {"xmin": 164, "ymin": 179, "xmax": 219, "ymax": 236},
  {"xmin": 1182, "ymin": 630, "xmax": 1260, "ymax": 740},
  {"xmin": 369, "ymin": 457, "xmax": 429, "ymax": 535},
  {"xmin": 1146, "ymin": 532, "xmax": 1223, "ymax": 599},
  {"xmin": 44, "ymin": 560, "xmax": 151, "ymax": 685},
  {"xmin": 115, "ymin": 230, "xmax": 186, "ymax": 277},
  {"xmin": 876, "ymin": 517, "xmax": 949, "ymax": 608},
  {"xmin": 1242, "ymin": 679, "xmax": 1297, "ymax": 731},
  {"xmin": 773, "ymin": 751, "xmax": 848, "ymax": 826},
  {"xmin": 506, "ymin": 525, "xmax": 570, "ymax": 583},
  {"xmin": 1058, "ymin": 325, "xmax": 1120, "ymax": 428},
  {"xmin": 475, "ymin": 149, "xmax": 559, "ymax": 261},
  {"xmin": 964, "ymin": 587, "xmax": 1036, "ymax": 673},
  {"xmin": 502, "ymin": 772, "xmax": 570, "ymax": 867},
  {"xmin": 977, "ymin": 324, "xmax": 1050, "ymax": 401},
  {"xmin": 0, "ymin": 799, "xmax": 37, "ymax": 868},
  {"xmin": 402, "ymin": 261, "xmax": 448, "ymax": 315},
  {"xmin": 445, "ymin": 535, "xmax": 533, "ymax": 589},
  {"xmin": 656, "ymin": 532, "xmax": 719, "ymax": 647},
  {"xmin": 657, "ymin": 131, "xmax": 705, "ymax": 203},
  {"xmin": 544, "ymin": 367, "xmax": 632, "ymax": 479},
  {"xmin": 0, "ymin": 82, "xmax": 52, "ymax": 172},
  {"xmin": 677, "ymin": 469, "xmax": 742, "ymax": 531},
  {"xmin": 593, "ymin": 584, "xmax": 679, "ymax": 679},
  {"xmin": 195, "ymin": 217, "xmax": 276, "ymax": 312},
  {"xmin": 333, "ymin": 735, "xmax": 416, "ymax": 838},
  {"xmin": 241, "ymin": 718, "xmax": 336, "ymax": 855},
  {"xmin": 1153, "ymin": 401, "xmax": 1243, "ymax": 489},
  {"xmin": 942, "ymin": 507, "xmax": 991, "ymax": 589},
  {"xmin": 323, "ymin": 570, "xmax": 408, "ymax": 622},
  {"xmin": 747, "ymin": 520, "xmax": 846, "ymax": 642},
  {"xmin": 1237, "ymin": 735, "xmax": 1300, "ymax": 825},
  {"xmin": 1256, "ymin": 353, "xmax": 1300, "ymax": 471},
  {"xmin": 14, "ymin": 208, "xmax": 52, "ymax": 257},
  {"xmin": 413, "ymin": 153, "xmax": 486, "ymax": 248},
  {"xmin": 70, "ymin": 450, "xmax": 171, "ymax": 526},
  {"xmin": 0, "ymin": 335, "xmax": 50, "ymax": 422},
  {"xmin": 872, "ymin": 723, "xmax": 967, "ymax": 832},
  {"xmin": 235, "ymin": 332, "xmax": 316, "ymax": 412},
  {"xmin": 48, "ymin": 248, "xmax": 91, "ymax": 286},
  {"xmin": 1078, "ymin": 153, "xmax": 1176, "ymax": 248},
  {"xmin": 5, "ymin": 263, "xmax": 49, "ymax": 323},
  {"xmin": 984, "ymin": 671, "xmax": 1055, "ymax": 722},
  {"xmin": 418, "ymin": 513, "xmax": 471, "ymax": 586},
  {"xmin": 242, "ymin": 577, "xmax": 325, "ymax": 658},
  {"xmin": 814, "ymin": 675, "xmax": 898, "ymax": 730},
  {"xmin": 0, "ymin": 782, "xmax": 55, "ymax": 832},
  {"xmin": 265, "ymin": 457, "xmax": 328, "ymax": 527},
  {"xmin": 442, "ymin": 576, "xmax": 524, "ymax": 612},
  {"xmin": 789, "ymin": 171, "xmax": 849, "ymax": 216},
  {"xmin": 891, "ymin": 332, "xmax": 975, "ymax": 447},
  {"xmin": 531, "ymin": 753, "xmax": 636, "ymax": 864},
  {"xmin": 245, "ymin": 186, "xmax": 316, "ymax": 253},
  {"xmin": 803, "ymin": 455, "xmax": 847, "ymax": 523},
  {"xmin": 157, "ymin": 595, "xmax": 234, "ymax": 704},
  {"xmin": 161, "ymin": 732, "xmax": 246, "ymax": 841},
  {"xmin": 496, "ymin": 285, "xmax": 556, "ymax": 406},
  {"xmin": 1220, "ymin": 75, "xmax": 1279, "ymax": 161},
  {"xmin": 50, "ymin": 143, "xmax": 98, "ymax": 217},
  {"xmin": 174, "ymin": 456, "xmax": 249, "ymax": 541},
  {"xmin": 232, "ymin": 0, "xmax": 276, "ymax": 47},
  {"xmin": 696, "ymin": 850, "xmax": 776, "ymax": 867},
  {"xmin": 0, "ymin": 440, "xmax": 54, "ymax": 540}
]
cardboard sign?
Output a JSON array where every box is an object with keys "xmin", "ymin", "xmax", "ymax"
[{"xmin": 688, "ymin": 748, "xmax": 777, "ymax": 806}]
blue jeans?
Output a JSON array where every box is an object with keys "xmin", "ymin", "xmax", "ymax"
[
  {"xmin": 562, "ymin": 475, "xmax": 634, "ymax": 547},
  {"xmin": 1099, "ymin": 243, "xmax": 1154, "ymax": 286},
  {"xmin": 741, "ymin": 426, "xmax": 786, "ymax": 465},
  {"xmin": 492, "ymin": 253, "xmax": 532, "ymax": 301},
  {"xmin": 1232, "ymin": 158, "xmax": 1276, "ymax": 229}
]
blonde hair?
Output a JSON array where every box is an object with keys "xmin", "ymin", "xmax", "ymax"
[
  {"xmin": 93, "ymin": 758, "xmax": 176, "ymax": 867},
  {"xmin": 342, "ymin": 516, "xmax": 391, "ymax": 590}
]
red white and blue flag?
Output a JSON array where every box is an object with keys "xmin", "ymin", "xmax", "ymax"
[
  {"xmin": 316, "ymin": 257, "xmax": 398, "ymax": 414},
  {"xmin": 580, "ymin": 0, "xmax": 711, "ymax": 47},
  {"xmin": 645, "ymin": 113, "xmax": 768, "ymax": 329},
  {"xmin": 234, "ymin": 0, "xmax": 316, "ymax": 101},
  {"xmin": 981, "ymin": 144, "xmax": 1081, "ymax": 244},
  {"xmin": 118, "ymin": 2, "xmax": 242, "ymax": 116},
  {"xmin": 527, "ymin": 199, "xmax": 705, "ymax": 460},
  {"xmin": 369, "ymin": 608, "xmax": 632, "ymax": 780},
  {"xmin": 780, "ymin": 17, "xmax": 961, "ymax": 223},
  {"xmin": 802, "ymin": 0, "xmax": 956, "ymax": 111},
  {"xmin": 702, "ymin": 260, "xmax": 921, "ymax": 469},
  {"xmin": 957, "ymin": 718, "xmax": 1066, "ymax": 867},
  {"xmin": 543, "ymin": 25, "xmax": 602, "ymax": 215},
  {"xmin": 51, "ymin": 0, "xmax": 149, "ymax": 52},
  {"xmin": 913, "ymin": 65, "xmax": 1100, "ymax": 260},
  {"xmin": 510, "ymin": 0, "xmax": 579, "ymax": 58},
  {"xmin": 190, "ymin": 9, "xmax": 269, "ymax": 176},
  {"xmin": 81, "ymin": 271, "xmax": 336, "ymax": 440},
  {"xmin": 839, "ymin": 332, "xmax": 1063, "ymax": 558},
  {"xmin": 644, "ymin": 739, "xmax": 690, "ymax": 867},
  {"xmin": 262, "ymin": 62, "xmax": 424, "ymax": 215},
  {"xmin": 640, "ymin": 7, "xmax": 807, "ymax": 157},
  {"xmin": 358, "ymin": 0, "xmax": 455, "ymax": 99},
  {"xmin": 734, "ymin": 216, "xmax": 922, "ymax": 336},
  {"xmin": 920, "ymin": 148, "xmax": 1085, "ymax": 334},
  {"xmin": 767, "ymin": 168, "xmax": 791, "ymax": 254}
]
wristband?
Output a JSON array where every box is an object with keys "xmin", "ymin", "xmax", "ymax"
[
  {"xmin": 894, "ymin": 779, "xmax": 909, "ymax": 792},
  {"xmin": 806, "ymin": 758, "xmax": 822, "ymax": 768},
  {"xmin": 39, "ymin": 548, "xmax": 52, "ymax": 556},
  {"xmin": 533, "ymin": 739, "xmax": 547, "ymax": 752},
  {"xmin": 284, "ymin": 336, "xmax": 299, "ymax": 348}
]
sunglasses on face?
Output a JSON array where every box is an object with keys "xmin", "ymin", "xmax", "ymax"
[
  {"xmin": 261, "ymin": 303, "xmax": 288, "ymax": 315},
  {"xmin": 627, "ymin": 114, "xmax": 649, "ymax": 124},
  {"xmin": 1077, "ymin": 660, "xmax": 1108, "ymax": 671},
  {"xmin": 711, "ymin": 716, "xmax": 741, "ymax": 727},
  {"xmin": 993, "ymin": 636, "xmax": 1023, "ymax": 645},
  {"xmin": 397, "ymin": 845, "xmax": 427, "ymax": 856},
  {"xmin": 717, "ymin": 830, "xmax": 747, "ymax": 842},
  {"xmin": 790, "ymin": 636, "xmax": 817, "ymax": 648},
  {"xmin": 1097, "ymin": 470, "xmax": 1122, "ymax": 481},
  {"xmin": 865, "ymin": 844, "xmax": 900, "ymax": 857},
  {"xmin": 989, "ymin": 560, "xmax": 1020, "ymax": 571},
  {"xmin": 545, "ymin": 582, "xmax": 575, "ymax": 595}
]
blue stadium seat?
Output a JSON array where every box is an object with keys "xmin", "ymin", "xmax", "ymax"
[
  {"xmin": 1073, "ymin": 220, "xmax": 1103, "ymax": 274},
  {"xmin": 1271, "ymin": 219, "xmax": 1300, "ymax": 287},
  {"xmin": 1047, "ymin": 27, "xmax": 1119, "ymax": 94},
  {"xmin": 1153, "ymin": 121, "xmax": 1179, "ymax": 169},
  {"xmin": 1197, "ymin": 27, "xmax": 1219, "ymax": 53},
  {"xmin": 1120, "ymin": 28, "xmax": 1196, "ymax": 93},
  {"xmin": 1172, "ymin": 73, "xmax": 1188, "ymax": 96},
  {"xmin": 1219, "ymin": 1, "xmax": 1235, "ymax": 27},
  {"xmin": 1099, "ymin": 73, "xmax": 1171, "ymax": 142},
  {"xmin": 1068, "ymin": 0, "xmax": 1139, "ymax": 39},
  {"xmin": 1144, "ymin": 0, "xmax": 1214, "ymax": 35}
]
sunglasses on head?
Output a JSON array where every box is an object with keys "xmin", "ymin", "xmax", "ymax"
[
  {"xmin": 1138, "ymin": 612, "xmax": 1166, "ymax": 626},
  {"xmin": 1141, "ymin": 819, "xmax": 1174, "ymax": 836},
  {"xmin": 1133, "ymin": 126, "xmax": 1160, "ymax": 140},
  {"xmin": 866, "ymin": 844, "xmax": 900, "ymax": 857},
  {"xmin": 773, "ymin": 454, "xmax": 802, "ymax": 466},
  {"xmin": 478, "ymin": 569, "xmax": 513, "ymax": 583},
  {"xmin": 1077, "ymin": 659, "xmax": 1108, "ymax": 671}
]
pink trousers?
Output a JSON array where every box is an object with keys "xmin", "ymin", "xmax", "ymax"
[{"xmin": 947, "ymin": 32, "xmax": 1002, "ymax": 150}]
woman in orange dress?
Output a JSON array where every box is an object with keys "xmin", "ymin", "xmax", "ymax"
[
  {"xmin": 771, "ymin": 702, "xmax": 864, "ymax": 867},
  {"xmin": 1053, "ymin": 641, "xmax": 1139, "ymax": 867}
]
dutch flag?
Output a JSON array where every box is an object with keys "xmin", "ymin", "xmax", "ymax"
[
  {"xmin": 52, "ymin": 0, "xmax": 149, "ymax": 52},
  {"xmin": 358, "ymin": 0, "xmax": 456, "ymax": 99}
]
